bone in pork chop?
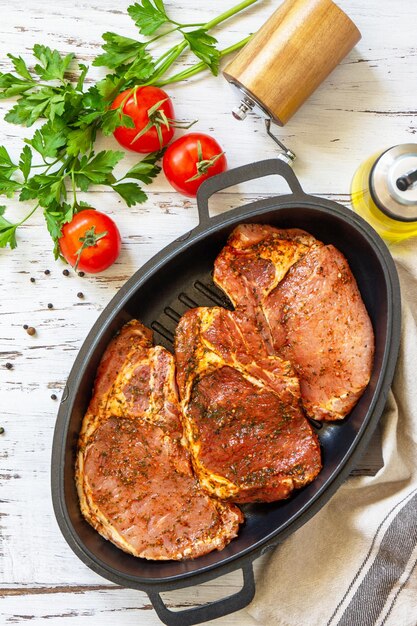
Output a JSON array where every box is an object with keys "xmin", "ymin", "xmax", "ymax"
[
  {"xmin": 175, "ymin": 307, "xmax": 322, "ymax": 503},
  {"xmin": 76, "ymin": 320, "xmax": 243, "ymax": 560},
  {"xmin": 213, "ymin": 224, "xmax": 374, "ymax": 421}
]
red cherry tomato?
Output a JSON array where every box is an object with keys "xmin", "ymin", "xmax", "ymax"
[
  {"xmin": 111, "ymin": 86, "xmax": 175, "ymax": 153},
  {"xmin": 59, "ymin": 209, "xmax": 121, "ymax": 274},
  {"xmin": 162, "ymin": 133, "xmax": 227, "ymax": 197}
]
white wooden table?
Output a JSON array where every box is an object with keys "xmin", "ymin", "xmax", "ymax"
[{"xmin": 1, "ymin": 1, "xmax": 415, "ymax": 624}]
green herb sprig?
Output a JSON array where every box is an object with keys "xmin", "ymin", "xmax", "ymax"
[{"xmin": 0, "ymin": 0, "xmax": 259, "ymax": 256}]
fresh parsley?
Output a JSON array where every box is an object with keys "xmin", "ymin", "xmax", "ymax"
[
  {"xmin": 127, "ymin": 0, "xmax": 170, "ymax": 36},
  {"xmin": 0, "ymin": 0, "xmax": 258, "ymax": 257}
]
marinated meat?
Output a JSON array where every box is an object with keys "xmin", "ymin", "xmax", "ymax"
[
  {"xmin": 214, "ymin": 224, "xmax": 320, "ymax": 306},
  {"xmin": 214, "ymin": 224, "xmax": 321, "ymax": 353},
  {"xmin": 175, "ymin": 307, "xmax": 322, "ymax": 503},
  {"xmin": 214, "ymin": 224, "xmax": 374, "ymax": 421},
  {"xmin": 265, "ymin": 245, "xmax": 375, "ymax": 420},
  {"xmin": 76, "ymin": 320, "xmax": 243, "ymax": 561}
]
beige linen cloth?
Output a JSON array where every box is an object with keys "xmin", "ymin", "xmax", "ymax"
[{"xmin": 248, "ymin": 239, "xmax": 417, "ymax": 626}]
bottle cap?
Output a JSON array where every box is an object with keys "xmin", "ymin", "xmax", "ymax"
[{"xmin": 371, "ymin": 144, "xmax": 417, "ymax": 222}]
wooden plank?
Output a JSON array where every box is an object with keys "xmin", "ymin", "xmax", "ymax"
[{"xmin": 0, "ymin": 0, "xmax": 414, "ymax": 623}]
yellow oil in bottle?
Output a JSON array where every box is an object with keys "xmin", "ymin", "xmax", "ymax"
[{"xmin": 351, "ymin": 150, "xmax": 417, "ymax": 243}]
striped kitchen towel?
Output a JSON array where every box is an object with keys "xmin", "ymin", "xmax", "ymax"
[{"xmin": 248, "ymin": 238, "xmax": 417, "ymax": 626}]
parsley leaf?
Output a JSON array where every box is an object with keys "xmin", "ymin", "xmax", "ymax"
[
  {"xmin": 18, "ymin": 145, "xmax": 32, "ymax": 182},
  {"xmin": 127, "ymin": 0, "xmax": 170, "ymax": 36},
  {"xmin": 20, "ymin": 174, "xmax": 67, "ymax": 208},
  {"xmin": 74, "ymin": 150, "xmax": 124, "ymax": 190},
  {"xmin": 7, "ymin": 54, "xmax": 33, "ymax": 81},
  {"xmin": 0, "ymin": 180, "xmax": 22, "ymax": 197},
  {"xmin": 75, "ymin": 63, "xmax": 89, "ymax": 92},
  {"xmin": 44, "ymin": 201, "xmax": 74, "ymax": 238},
  {"xmin": 66, "ymin": 125, "xmax": 95, "ymax": 156},
  {"xmin": 5, "ymin": 86, "xmax": 59, "ymax": 126},
  {"xmin": 94, "ymin": 38, "xmax": 155, "ymax": 90},
  {"xmin": 93, "ymin": 32, "xmax": 147, "ymax": 68},
  {"xmin": 0, "ymin": 206, "xmax": 18, "ymax": 249},
  {"xmin": 112, "ymin": 182, "xmax": 148, "ymax": 206},
  {"xmin": 100, "ymin": 109, "xmax": 135, "ymax": 136},
  {"xmin": 44, "ymin": 205, "xmax": 67, "ymax": 241},
  {"xmin": 0, "ymin": 146, "xmax": 19, "ymax": 178},
  {"xmin": 0, "ymin": 73, "xmax": 34, "ymax": 98},
  {"xmin": 33, "ymin": 45, "xmax": 74, "ymax": 82},
  {"xmin": 122, "ymin": 54, "xmax": 155, "ymax": 83},
  {"xmin": 26, "ymin": 120, "xmax": 68, "ymax": 159},
  {"xmin": 123, "ymin": 151, "xmax": 162, "ymax": 184},
  {"xmin": 95, "ymin": 76, "xmax": 121, "ymax": 102},
  {"xmin": 183, "ymin": 29, "xmax": 220, "ymax": 75}
]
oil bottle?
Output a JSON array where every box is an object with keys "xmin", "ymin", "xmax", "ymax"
[{"xmin": 351, "ymin": 144, "xmax": 417, "ymax": 243}]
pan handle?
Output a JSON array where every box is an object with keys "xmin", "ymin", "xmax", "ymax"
[
  {"xmin": 147, "ymin": 562, "xmax": 255, "ymax": 626},
  {"xmin": 196, "ymin": 158, "xmax": 304, "ymax": 228}
]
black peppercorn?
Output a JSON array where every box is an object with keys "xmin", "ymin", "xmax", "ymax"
[
  {"xmin": 77, "ymin": 292, "xmax": 84, "ymax": 299},
  {"xmin": 5, "ymin": 362, "xmax": 13, "ymax": 370},
  {"xmin": 44, "ymin": 269, "xmax": 50, "ymax": 275},
  {"xmin": 30, "ymin": 277, "xmax": 35, "ymax": 283},
  {"xmin": 63, "ymin": 269, "xmax": 70, "ymax": 276},
  {"xmin": 47, "ymin": 303, "xmax": 53, "ymax": 309},
  {"xmin": 78, "ymin": 271, "xmax": 85, "ymax": 277},
  {"xmin": 23, "ymin": 324, "xmax": 28, "ymax": 330},
  {"xmin": 51, "ymin": 393, "xmax": 57, "ymax": 400}
]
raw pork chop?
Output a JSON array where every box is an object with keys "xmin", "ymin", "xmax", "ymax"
[
  {"xmin": 264, "ymin": 245, "xmax": 375, "ymax": 420},
  {"xmin": 214, "ymin": 224, "xmax": 374, "ymax": 421},
  {"xmin": 214, "ymin": 224, "xmax": 320, "ymax": 352},
  {"xmin": 175, "ymin": 307, "xmax": 322, "ymax": 503},
  {"xmin": 76, "ymin": 320, "xmax": 243, "ymax": 560}
]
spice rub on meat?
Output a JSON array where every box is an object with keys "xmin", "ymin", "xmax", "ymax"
[
  {"xmin": 175, "ymin": 307, "xmax": 322, "ymax": 503},
  {"xmin": 214, "ymin": 224, "xmax": 374, "ymax": 421},
  {"xmin": 264, "ymin": 245, "xmax": 375, "ymax": 421},
  {"xmin": 76, "ymin": 320, "xmax": 243, "ymax": 561},
  {"xmin": 213, "ymin": 224, "xmax": 321, "ymax": 354}
]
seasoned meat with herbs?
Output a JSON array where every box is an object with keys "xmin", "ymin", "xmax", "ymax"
[
  {"xmin": 264, "ymin": 245, "xmax": 375, "ymax": 420},
  {"xmin": 76, "ymin": 320, "xmax": 243, "ymax": 560},
  {"xmin": 214, "ymin": 224, "xmax": 374, "ymax": 421},
  {"xmin": 175, "ymin": 307, "xmax": 322, "ymax": 503}
]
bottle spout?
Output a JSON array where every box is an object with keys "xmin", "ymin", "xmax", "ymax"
[{"xmin": 396, "ymin": 168, "xmax": 417, "ymax": 191}]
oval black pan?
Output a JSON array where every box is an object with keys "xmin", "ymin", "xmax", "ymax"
[{"xmin": 51, "ymin": 159, "xmax": 401, "ymax": 626}]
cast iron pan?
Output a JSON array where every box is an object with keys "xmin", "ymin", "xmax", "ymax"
[{"xmin": 51, "ymin": 159, "xmax": 401, "ymax": 626}]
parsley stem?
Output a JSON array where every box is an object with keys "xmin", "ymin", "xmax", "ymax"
[
  {"xmin": 146, "ymin": 27, "xmax": 179, "ymax": 44},
  {"xmin": 145, "ymin": 0, "xmax": 259, "ymax": 86},
  {"xmin": 71, "ymin": 168, "xmax": 77, "ymax": 207},
  {"xmin": 155, "ymin": 35, "xmax": 252, "ymax": 87},
  {"xmin": 143, "ymin": 41, "xmax": 188, "ymax": 86},
  {"xmin": 17, "ymin": 202, "xmax": 40, "ymax": 227},
  {"xmin": 170, "ymin": 21, "xmax": 206, "ymax": 28},
  {"xmin": 204, "ymin": 0, "xmax": 260, "ymax": 30}
]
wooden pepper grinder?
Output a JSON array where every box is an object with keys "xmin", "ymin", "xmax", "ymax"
[{"xmin": 223, "ymin": 0, "xmax": 361, "ymax": 158}]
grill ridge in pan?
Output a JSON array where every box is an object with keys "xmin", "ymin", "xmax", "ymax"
[{"xmin": 51, "ymin": 159, "xmax": 401, "ymax": 626}]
